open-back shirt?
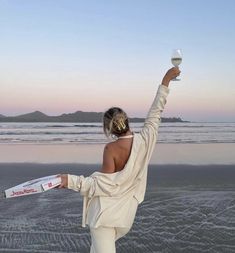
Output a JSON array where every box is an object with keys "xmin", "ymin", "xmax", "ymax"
[{"xmin": 68, "ymin": 84, "xmax": 170, "ymax": 228}]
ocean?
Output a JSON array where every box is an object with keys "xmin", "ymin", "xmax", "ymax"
[{"xmin": 0, "ymin": 122, "xmax": 235, "ymax": 144}]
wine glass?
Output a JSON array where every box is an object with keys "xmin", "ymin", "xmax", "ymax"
[{"xmin": 171, "ymin": 49, "xmax": 182, "ymax": 81}]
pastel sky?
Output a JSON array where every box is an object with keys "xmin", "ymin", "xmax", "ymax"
[{"xmin": 0, "ymin": 0, "xmax": 235, "ymax": 122}]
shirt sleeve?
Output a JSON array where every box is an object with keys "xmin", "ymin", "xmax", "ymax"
[
  {"xmin": 139, "ymin": 84, "xmax": 170, "ymax": 155},
  {"xmin": 67, "ymin": 173, "xmax": 120, "ymax": 198},
  {"xmin": 67, "ymin": 174, "xmax": 95, "ymax": 197}
]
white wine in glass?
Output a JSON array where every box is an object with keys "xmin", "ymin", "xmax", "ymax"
[{"xmin": 171, "ymin": 49, "xmax": 182, "ymax": 81}]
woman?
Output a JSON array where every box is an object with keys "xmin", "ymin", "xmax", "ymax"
[{"xmin": 58, "ymin": 67, "xmax": 180, "ymax": 253}]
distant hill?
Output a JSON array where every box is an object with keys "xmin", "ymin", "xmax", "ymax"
[
  {"xmin": 13, "ymin": 111, "xmax": 49, "ymax": 121},
  {"xmin": 57, "ymin": 111, "xmax": 103, "ymax": 122},
  {"xmin": 0, "ymin": 111, "xmax": 188, "ymax": 123}
]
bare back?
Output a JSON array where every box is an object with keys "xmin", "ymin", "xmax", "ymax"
[
  {"xmin": 111, "ymin": 138, "xmax": 133, "ymax": 172},
  {"xmin": 101, "ymin": 132, "xmax": 134, "ymax": 174}
]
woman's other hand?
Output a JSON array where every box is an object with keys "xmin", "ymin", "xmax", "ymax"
[
  {"xmin": 162, "ymin": 67, "xmax": 181, "ymax": 87},
  {"xmin": 57, "ymin": 174, "xmax": 68, "ymax": 188}
]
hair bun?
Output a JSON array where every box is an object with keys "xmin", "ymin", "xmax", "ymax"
[{"xmin": 103, "ymin": 107, "xmax": 130, "ymax": 138}]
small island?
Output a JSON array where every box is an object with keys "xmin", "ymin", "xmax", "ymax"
[{"xmin": 0, "ymin": 111, "xmax": 188, "ymax": 123}]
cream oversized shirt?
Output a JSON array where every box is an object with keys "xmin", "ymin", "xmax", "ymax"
[{"xmin": 68, "ymin": 84, "xmax": 170, "ymax": 228}]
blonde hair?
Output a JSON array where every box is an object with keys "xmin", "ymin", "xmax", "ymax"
[{"xmin": 103, "ymin": 107, "xmax": 129, "ymax": 138}]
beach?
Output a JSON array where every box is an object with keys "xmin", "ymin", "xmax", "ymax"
[
  {"xmin": 0, "ymin": 124, "xmax": 235, "ymax": 252},
  {"xmin": 1, "ymin": 0, "xmax": 235, "ymax": 251},
  {"xmin": 0, "ymin": 163, "xmax": 235, "ymax": 253}
]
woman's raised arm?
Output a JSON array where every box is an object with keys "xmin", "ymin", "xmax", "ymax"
[{"xmin": 140, "ymin": 67, "xmax": 180, "ymax": 144}]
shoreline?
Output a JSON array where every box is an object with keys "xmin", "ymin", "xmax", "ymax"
[{"xmin": 0, "ymin": 143, "xmax": 234, "ymax": 165}]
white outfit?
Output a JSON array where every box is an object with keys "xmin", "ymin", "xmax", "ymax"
[{"xmin": 68, "ymin": 84, "xmax": 170, "ymax": 252}]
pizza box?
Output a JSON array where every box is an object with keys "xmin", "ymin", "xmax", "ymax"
[{"xmin": 3, "ymin": 175, "xmax": 61, "ymax": 199}]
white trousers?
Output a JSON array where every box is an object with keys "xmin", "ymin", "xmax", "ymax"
[{"xmin": 89, "ymin": 226, "xmax": 130, "ymax": 253}]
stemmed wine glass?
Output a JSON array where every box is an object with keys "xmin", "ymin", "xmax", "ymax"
[{"xmin": 171, "ymin": 49, "xmax": 182, "ymax": 81}]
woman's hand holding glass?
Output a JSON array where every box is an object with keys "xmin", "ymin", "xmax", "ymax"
[{"xmin": 162, "ymin": 67, "xmax": 181, "ymax": 87}]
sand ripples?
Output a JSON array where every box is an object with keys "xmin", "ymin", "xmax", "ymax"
[
  {"xmin": 1, "ymin": 164, "xmax": 235, "ymax": 252},
  {"xmin": 0, "ymin": 189, "xmax": 234, "ymax": 252}
]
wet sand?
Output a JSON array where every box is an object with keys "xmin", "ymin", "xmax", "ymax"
[
  {"xmin": 0, "ymin": 143, "xmax": 235, "ymax": 164},
  {"xmin": 0, "ymin": 163, "xmax": 235, "ymax": 252}
]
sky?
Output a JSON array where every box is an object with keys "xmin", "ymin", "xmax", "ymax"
[{"xmin": 0, "ymin": 0, "xmax": 235, "ymax": 122}]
